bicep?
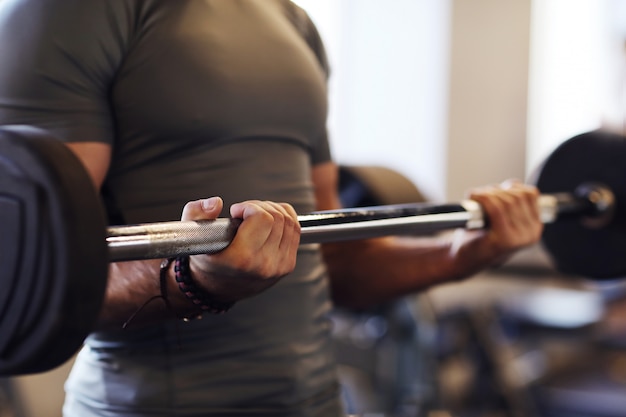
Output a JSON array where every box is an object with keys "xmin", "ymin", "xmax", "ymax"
[
  {"xmin": 65, "ymin": 142, "xmax": 111, "ymax": 190},
  {"xmin": 0, "ymin": 1, "xmax": 120, "ymax": 190},
  {"xmin": 312, "ymin": 161, "xmax": 343, "ymax": 211},
  {"xmin": 0, "ymin": 0, "xmax": 126, "ymax": 146}
]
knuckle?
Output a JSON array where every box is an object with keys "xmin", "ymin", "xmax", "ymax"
[
  {"xmin": 232, "ymin": 254, "xmax": 254, "ymax": 272},
  {"xmin": 255, "ymin": 262, "xmax": 271, "ymax": 278},
  {"xmin": 259, "ymin": 260, "xmax": 282, "ymax": 279},
  {"xmin": 257, "ymin": 209, "xmax": 274, "ymax": 224},
  {"xmin": 279, "ymin": 202, "xmax": 296, "ymax": 215},
  {"xmin": 283, "ymin": 213, "xmax": 298, "ymax": 231}
]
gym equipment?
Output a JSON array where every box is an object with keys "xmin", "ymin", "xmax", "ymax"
[
  {"xmin": 333, "ymin": 165, "xmax": 442, "ymax": 417},
  {"xmin": 533, "ymin": 130, "xmax": 626, "ymax": 279},
  {"xmin": 0, "ymin": 125, "xmax": 624, "ymax": 375},
  {"xmin": 0, "ymin": 126, "xmax": 108, "ymax": 377}
]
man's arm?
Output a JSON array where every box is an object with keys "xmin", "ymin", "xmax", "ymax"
[
  {"xmin": 64, "ymin": 143, "xmax": 180, "ymax": 327},
  {"xmin": 312, "ymin": 161, "xmax": 543, "ymax": 309},
  {"xmin": 66, "ymin": 143, "xmax": 301, "ymax": 329}
]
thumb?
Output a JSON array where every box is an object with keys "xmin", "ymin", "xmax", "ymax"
[{"xmin": 181, "ymin": 197, "xmax": 224, "ymax": 221}]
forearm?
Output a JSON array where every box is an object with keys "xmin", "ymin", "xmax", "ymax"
[
  {"xmin": 323, "ymin": 230, "xmax": 507, "ymax": 310},
  {"xmin": 97, "ymin": 259, "xmax": 198, "ymax": 330},
  {"xmin": 323, "ymin": 180, "xmax": 543, "ymax": 310},
  {"xmin": 97, "ymin": 198, "xmax": 300, "ymax": 329}
]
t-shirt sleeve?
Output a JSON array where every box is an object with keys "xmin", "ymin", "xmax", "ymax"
[{"xmin": 0, "ymin": 0, "xmax": 133, "ymax": 145}]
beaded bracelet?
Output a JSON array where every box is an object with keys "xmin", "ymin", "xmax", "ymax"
[{"xmin": 174, "ymin": 256, "xmax": 235, "ymax": 317}]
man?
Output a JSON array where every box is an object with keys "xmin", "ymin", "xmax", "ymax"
[{"xmin": 0, "ymin": 0, "xmax": 542, "ymax": 415}]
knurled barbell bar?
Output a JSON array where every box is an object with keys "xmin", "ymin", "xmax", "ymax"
[
  {"xmin": 0, "ymin": 125, "xmax": 625, "ymax": 376},
  {"xmin": 105, "ymin": 189, "xmax": 608, "ymax": 260}
]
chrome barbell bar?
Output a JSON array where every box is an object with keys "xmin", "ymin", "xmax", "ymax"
[{"xmin": 107, "ymin": 183, "xmax": 614, "ymax": 262}]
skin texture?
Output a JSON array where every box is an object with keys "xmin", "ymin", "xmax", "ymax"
[{"xmin": 65, "ymin": 141, "xmax": 543, "ymax": 326}]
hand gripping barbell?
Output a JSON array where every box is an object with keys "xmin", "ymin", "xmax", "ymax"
[{"xmin": 0, "ymin": 125, "xmax": 625, "ymax": 376}]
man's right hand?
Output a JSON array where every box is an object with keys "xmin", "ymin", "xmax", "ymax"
[{"xmin": 180, "ymin": 197, "xmax": 301, "ymax": 303}]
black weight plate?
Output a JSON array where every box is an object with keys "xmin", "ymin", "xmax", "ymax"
[
  {"xmin": 533, "ymin": 130, "xmax": 626, "ymax": 279},
  {"xmin": 0, "ymin": 125, "xmax": 109, "ymax": 375}
]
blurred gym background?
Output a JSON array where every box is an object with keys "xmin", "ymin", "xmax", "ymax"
[{"xmin": 3, "ymin": 0, "xmax": 626, "ymax": 416}]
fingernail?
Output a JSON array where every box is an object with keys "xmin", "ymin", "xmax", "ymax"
[{"xmin": 202, "ymin": 197, "xmax": 218, "ymax": 211}]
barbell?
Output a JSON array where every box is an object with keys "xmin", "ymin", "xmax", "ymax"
[{"xmin": 0, "ymin": 125, "xmax": 625, "ymax": 376}]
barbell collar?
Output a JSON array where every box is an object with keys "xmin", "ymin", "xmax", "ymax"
[{"xmin": 537, "ymin": 183, "xmax": 615, "ymax": 225}]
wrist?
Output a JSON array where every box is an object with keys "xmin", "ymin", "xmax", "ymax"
[
  {"xmin": 173, "ymin": 256, "xmax": 236, "ymax": 318},
  {"xmin": 447, "ymin": 229, "xmax": 501, "ymax": 280}
]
